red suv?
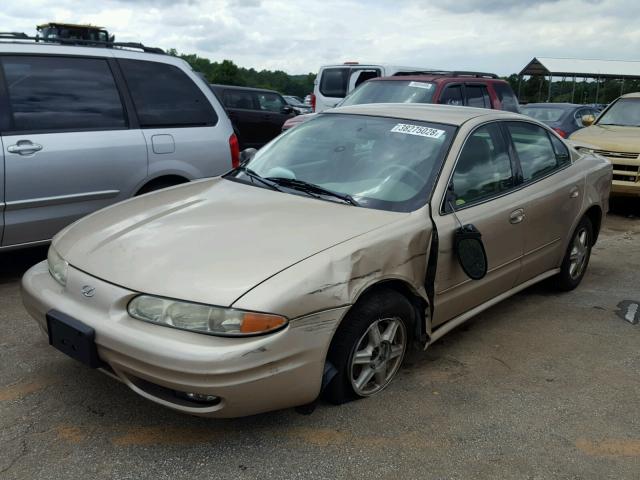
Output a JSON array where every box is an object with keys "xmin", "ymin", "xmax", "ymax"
[{"xmin": 283, "ymin": 71, "xmax": 520, "ymax": 130}]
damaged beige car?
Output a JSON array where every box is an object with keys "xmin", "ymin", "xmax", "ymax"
[{"xmin": 22, "ymin": 104, "xmax": 612, "ymax": 418}]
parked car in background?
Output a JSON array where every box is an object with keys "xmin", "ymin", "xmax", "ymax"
[
  {"xmin": 312, "ymin": 62, "xmax": 433, "ymax": 112},
  {"xmin": 284, "ymin": 95, "xmax": 312, "ymax": 115},
  {"xmin": 0, "ymin": 35, "xmax": 236, "ymax": 251},
  {"xmin": 570, "ymin": 92, "xmax": 640, "ymax": 197},
  {"xmin": 23, "ymin": 104, "xmax": 610, "ymax": 418},
  {"xmin": 210, "ymin": 84, "xmax": 295, "ymax": 149},
  {"xmin": 304, "ymin": 94, "xmax": 312, "ymax": 106},
  {"xmin": 520, "ymin": 103, "xmax": 600, "ymax": 138},
  {"xmin": 284, "ymin": 71, "xmax": 520, "ymax": 131}
]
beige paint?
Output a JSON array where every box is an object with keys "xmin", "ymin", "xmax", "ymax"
[{"xmin": 22, "ymin": 105, "xmax": 612, "ymax": 417}]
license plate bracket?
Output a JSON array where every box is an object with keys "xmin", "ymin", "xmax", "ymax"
[{"xmin": 46, "ymin": 310, "xmax": 100, "ymax": 368}]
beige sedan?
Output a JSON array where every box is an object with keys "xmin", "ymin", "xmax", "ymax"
[{"xmin": 22, "ymin": 104, "xmax": 612, "ymax": 418}]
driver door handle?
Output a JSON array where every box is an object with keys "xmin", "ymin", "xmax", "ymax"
[{"xmin": 509, "ymin": 208, "xmax": 525, "ymax": 224}]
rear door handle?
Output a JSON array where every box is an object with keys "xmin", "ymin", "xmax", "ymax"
[
  {"xmin": 509, "ymin": 208, "xmax": 525, "ymax": 224},
  {"xmin": 569, "ymin": 186, "xmax": 580, "ymax": 198},
  {"xmin": 8, "ymin": 140, "xmax": 43, "ymax": 155}
]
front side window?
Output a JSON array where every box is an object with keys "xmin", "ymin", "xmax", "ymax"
[
  {"xmin": 231, "ymin": 114, "xmax": 455, "ymax": 212},
  {"xmin": 119, "ymin": 59, "xmax": 217, "ymax": 128},
  {"xmin": 257, "ymin": 93, "xmax": 286, "ymax": 112},
  {"xmin": 448, "ymin": 123, "xmax": 514, "ymax": 210},
  {"xmin": 1, "ymin": 56, "xmax": 126, "ymax": 132},
  {"xmin": 319, "ymin": 68, "xmax": 349, "ymax": 98},
  {"xmin": 596, "ymin": 98, "xmax": 640, "ymax": 127},
  {"xmin": 341, "ymin": 80, "xmax": 435, "ymax": 106},
  {"xmin": 440, "ymin": 85, "xmax": 463, "ymax": 106},
  {"xmin": 507, "ymin": 122, "xmax": 558, "ymax": 182}
]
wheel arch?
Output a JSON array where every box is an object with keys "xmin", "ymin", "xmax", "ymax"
[
  {"xmin": 583, "ymin": 204, "xmax": 602, "ymax": 245},
  {"xmin": 135, "ymin": 174, "xmax": 190, "ymax": 196}
]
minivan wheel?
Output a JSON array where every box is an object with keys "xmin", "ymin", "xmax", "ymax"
[
  {"xmin": 324, "ymin": 289, "xmax": 412, "ymax": 405},
  {"xmin": 552, "ymin": 216, "xmax": 593, "ymax": 291}
]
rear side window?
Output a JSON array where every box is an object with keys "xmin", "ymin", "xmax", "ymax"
[
  {"xmin": 439, "ymin": 85, "xmax": 463, "ymax": 106},
  {"xmin": 119, "ymin": 59, "xmax": 217, "ymax": 128},
  {"xmin": 448, "ymin": 123, "xmax": 514, "ymax": 209},
  {"xmin": 223, "ymin": 90, "xmax": 255, "ymax": 110},
  {"xmin": 507, "ymin": 122, "xmax": 558, "ymax": 181},
  {"xmin": 493, "ymin": 83, "xmax": 520, "ymax": 113},
  {"xmin": 1, "ymin": 56, "xmax": 126, "ymax": 132},
  {"xmin": 466, "ymin": 84, "xmax": 491, "ymax": 108},
  {"xmin": 549, "ymin": 132, "xmax": 571, "ymax": 167},
  {"xmin": 319, "ymin": 68, "xmax": 349, "ymax": 98}
]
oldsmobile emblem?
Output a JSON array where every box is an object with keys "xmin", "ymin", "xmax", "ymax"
[{"xmin": 81, "ymin": 285, "xmax": 96, "ymax": 298}]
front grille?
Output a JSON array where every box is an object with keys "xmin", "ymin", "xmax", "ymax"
[
  {"xmin": 593, "ymin": 149, "xmax": 639, "ymax": 160},
  {"xmin": 612, "ymin": 163, "xmax": 640, "ymax": 183}
]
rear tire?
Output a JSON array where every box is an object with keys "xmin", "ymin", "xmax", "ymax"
[
  {"xmin": 323, "ymin": 289, "xmax": 413, "ymax": 405},
  {"xmin": 552, "ymin": 216, "xmax": 593, "ymax": 291}
]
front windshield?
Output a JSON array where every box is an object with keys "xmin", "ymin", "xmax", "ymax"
[
  {"xmin": 597, "ymin": 98, "xmax": 640, "ymax": 127},
  {"xmin": 341, "ymin": 80, "xmax": 436, "ymax": 107},
  {"xmin": 231, "ymin": 114, "xmax": 455, "ymax": 212},
  {"xmin": 520, "ymin": 106, "xmax": 565, "ymax": 122},
  {"xmin": 285, "ymin": 96, "xmax": 305, "ymax": 107}
]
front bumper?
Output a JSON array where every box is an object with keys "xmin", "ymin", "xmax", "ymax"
[{"xmin": 21, "ymin": 261, "xmax": 347, "ymax": 417}]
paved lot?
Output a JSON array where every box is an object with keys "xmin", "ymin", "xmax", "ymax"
[{"xmin": 1, "ymin": 203, "xmax": 639, "ymax": 479}]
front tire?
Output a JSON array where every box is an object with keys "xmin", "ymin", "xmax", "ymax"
[
  {"xmin": 552, "ymin": 216, "xmax": 593, "ymax": 291},
  {"xmin": 324, "ymin": 289, "xmax": 413, "ymax": 405}
]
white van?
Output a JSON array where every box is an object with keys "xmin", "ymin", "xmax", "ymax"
[{"xmin": 312, "ymin": 62, "xmax": 432, "ymax": 112}]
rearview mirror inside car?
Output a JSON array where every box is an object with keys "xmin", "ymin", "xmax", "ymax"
[
  {"xmin": 454, "ymin": 224, "xmax": 488, "ymax": 280},
  {"xmin": 581, "ymin": 114, "xmax": 595, "ymax": 127},
  {"xmin": 239, "ymin": 148, "xmax": 257, "ymax": 165}
]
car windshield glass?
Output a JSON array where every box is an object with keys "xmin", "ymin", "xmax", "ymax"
[
  {"xmin": 285, "ymin": 96, "xmax": 305, "ymax": 106},
  {"xmin": 520, "ymin": 106, "xmax": 565, "ymax": 122},
  {"xmin": 230, "ymin": 114, "xmax": 455, "ymax": 212},
  {"xmin": 597, "ymin": 98, "xmax": 640, "ymax": 126},
  {"xmin": 341, "ymin": 81, "xmax": 436, "ymax": 107}
]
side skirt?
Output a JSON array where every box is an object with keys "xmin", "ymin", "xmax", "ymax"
[{"xmin": 427, "ymin": 268, "xmax": 560, "ymax": 346}]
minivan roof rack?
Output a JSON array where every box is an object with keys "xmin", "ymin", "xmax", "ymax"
[
  {"xmin": 0, "ymin": 33, "xmax": 165, "ymax": 54},
  {"xmin": 394, "ymin": 70, "xmax": 499, "ymax": 79}
]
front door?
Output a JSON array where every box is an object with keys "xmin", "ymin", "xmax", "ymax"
[
  {"xmin": 0, "ymin": 54, "xmax": 147, "ymax": 247},
  {"xmin": 256, "ymin": 92, "xmax": 293, "ymax": 144},
  {"xmin": 431, "ymin": 122, "xmax": 528, "ymax": 326}
]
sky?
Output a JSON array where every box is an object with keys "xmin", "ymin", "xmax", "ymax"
[{"xmin": 2, "ymin": 0, "xmax": 639, "ymax": 76}]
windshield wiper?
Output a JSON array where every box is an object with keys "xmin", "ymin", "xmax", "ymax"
[
  {"xmin": 266, "ymin": 177, "xmax": 359, "ymax": 206},
  {"xmin": 235, "ymin": 166, "xmax": 281, "ymax": 191}
]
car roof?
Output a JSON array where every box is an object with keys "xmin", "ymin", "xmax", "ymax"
[
  {"xmin": 369, "ymin": 75, "xmax": 505, "ymax": 83},
  {"xmin": 210, "ymin": 84, "xmax": 280, "ymax": 95},
  {"xmin": 620, "ymin": 92, "xmax": 640, "ymax": 99},
  {"xmin": 324, "ymin": 103, "xmax": 518, "ymax": 126}
]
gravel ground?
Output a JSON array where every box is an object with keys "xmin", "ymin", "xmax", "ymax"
[{"xmin": 1, "ymin": 203, "xmax": 639, "ymax": 479}]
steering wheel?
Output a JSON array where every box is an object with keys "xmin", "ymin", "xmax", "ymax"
[{"xmin": 379, "ymin": 164, "xmax": 427, "ymax": 190}]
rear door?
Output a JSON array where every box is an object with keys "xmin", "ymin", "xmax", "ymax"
[
  {"xmin": 504, "ymin": 121, "xmax": 582, "ymax": 281},
  {"xmin": 118, "ymin": 59, "xmax": 230, "ymax": 179},
  {"xmin": 221, "ymin": 88, "xmax": 264, "ymax": 149},
  {"xmin": 431, "ymin": 122, "xmax": 528, "ymax": 326},
  {"xmin": 0, "ymin": 54, "xmax": 147, "ymax": 247}
]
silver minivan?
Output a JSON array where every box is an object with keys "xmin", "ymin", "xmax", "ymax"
[{"xmin": 0, "ymin": 39, "xmax": 237, "ymax": 250}]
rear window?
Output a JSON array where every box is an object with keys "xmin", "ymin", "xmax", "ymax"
[
  {"xmin": 341, "ymin": 80, "xmax": 435, "ymax": 106},
  {"xmin": 1, "ymin": 55, "xmax": 126, "ymax": 132},
  {"xmin": 119, "ymin": 59, "xmax": 217, "ymax": 128},
  {"xmin": 493, "ymin": 83, "xmax": 520, "ymax": 113},
  {"xmin": 520, "ymin": 107, "xmax": 565, "ymax": 122},
  {"xmin": 319, "ymin": 68, "xmax": 349, "ymax": 98}
]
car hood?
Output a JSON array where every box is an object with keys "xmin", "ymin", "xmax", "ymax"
[
  {"xmin": 569, "ymin": 124, "xmax": 640, "ymax": 153},
  {"xmin": 54, "ymin": 178, "xmax": 403, "ymax": 307}
]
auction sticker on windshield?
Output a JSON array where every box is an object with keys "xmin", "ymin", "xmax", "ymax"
[
  {"xmin": 391, "ymin": 123, "xmax": 445, "ymax": 138},
  {"xmin": 408, "ymin": 81, "xmax": 433, "ymax": 89}
]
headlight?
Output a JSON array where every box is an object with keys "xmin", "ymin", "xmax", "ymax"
[
  {"xmin": 127, "ymin": 295, "xmax": 288, "ymax": 336},
  {"xmin": 47, "ymin": 246, "xmax": 68, "ymax": 286}
]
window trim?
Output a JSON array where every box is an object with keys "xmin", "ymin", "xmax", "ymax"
[
  {"xmin": 0, "ymin": 54, "xmax": 131, "ymax": 135},
  {"xmin": 439, "ymin": 119, "xmax": 518, "ymax": 214},
  {"xmin": 504, "ymin": 119, "xmax": 573, "ymax": 187}
]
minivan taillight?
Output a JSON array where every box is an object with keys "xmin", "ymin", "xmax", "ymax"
[
  {"xmin": 311, "ymin": 93, "xmax": 316, "ymax": 112},
  {"xmin": 229, "ymin": 133, "xmax": 240, "ymax": 168}
]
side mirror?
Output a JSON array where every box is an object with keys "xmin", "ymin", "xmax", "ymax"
[
  {"xmin": 239, "ymin": 148, "xmax": 257, "ymax": 165},
  {"xmin": 454, "ymin": 224, "xmax": 488, "ymax": 280},
  {"xmin": 282, "ymin": 105, "xmax": 294, "ymax": 114},
  {"xmin": 581, "ymin": 114, "xmax": 595, "ymax": 127}
]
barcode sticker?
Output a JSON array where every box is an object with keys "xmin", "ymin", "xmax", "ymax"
[
  {"xmin": 408, "ymin": 81, "xmax": 433, "ymax": 89},
  {"xmin": 390, "ymin": 123, "xmax": 445, "ymax": 138}
]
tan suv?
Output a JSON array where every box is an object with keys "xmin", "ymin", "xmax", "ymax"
[
  {"xmin": 570, "ymin": 92, "xmax": 640, "ymax": 196},
  {"xmin": 22, "ymin": 105, "xmax": 612, "ymax": 418}
]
